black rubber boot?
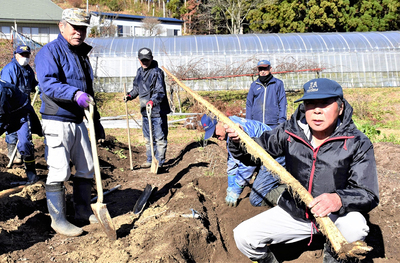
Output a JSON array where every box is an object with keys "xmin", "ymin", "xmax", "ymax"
[
  {"xmin": 73, "ymin": 178, "xmax": 98, "ymax": 224},
  {"xmin": 23, "ymin": 155, "xmax": 38, "ymax": 184},
  {"xmin": 7, "ymin": 143, "xmax": 22, "ymax": 164},
  {"xmin": 257, "ymin": 249, "xmax": 280, "ymax": 263},
  {"xmin": 46, "ymin": 183, "xmax": 83, "ymax": 237},
  {"xmin": 261, "ymin": 184, "xmax": 287, "ymax": 207}
]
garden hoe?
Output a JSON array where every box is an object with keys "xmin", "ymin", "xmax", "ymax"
[
  {"xmin": 146, "ymin": 104, "xmax": 159, "ymax": 174},
  {"xmin": 85, "ymin": 104, "xmax": 117, "ymax": 240}
]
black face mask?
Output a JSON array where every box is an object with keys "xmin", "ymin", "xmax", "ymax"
[{"xmin": 259, "ymin": 74, "xmax": 273, "ymax": 85}]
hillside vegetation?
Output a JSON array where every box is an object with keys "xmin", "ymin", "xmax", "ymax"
[{"xmin": 55, "ymin": 0, "xmax": 400, "ymax": 35}]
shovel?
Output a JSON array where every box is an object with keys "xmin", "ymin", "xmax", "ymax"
[
  {"xmin": 85, "ymin": 104, "xmax": 117, "ymax": 240},
  {"xmin": 146, "ymin": 104, "xmax": 159, "ymax": 174}
]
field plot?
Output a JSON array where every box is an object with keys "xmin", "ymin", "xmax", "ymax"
[{"xmin": 0, "ymin": 130, "xmax": 399, "ymax": 262}]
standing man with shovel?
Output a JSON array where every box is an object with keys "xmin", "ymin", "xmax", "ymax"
[
  {"xmin": 35, "ymin": 8, "xmax": 105, "ymax": 237},
  {"xmin": 125, "ymin": 47, "xmax": 171, "ymax": 173}
]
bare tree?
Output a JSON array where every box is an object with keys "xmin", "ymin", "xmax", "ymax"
[
  {"xmin": 210, "ymin": 0, "xmax": 264, "ymax": 34},
  {"xmin": 89, "ymin": 12, "xmax": 118, "ymax": 38},
  {"xmin": 142, "ymin": 17, "xmax": 164, "ymax": 36}
]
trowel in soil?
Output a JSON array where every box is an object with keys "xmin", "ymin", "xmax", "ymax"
[
  {"xmin": 85, "ymin": 104, "xmax": 117, "ymax": 240},
  {"xmin": 133, "ymin": 184, "xmax": 154, "ymax": 215},
  {"xmin": 146, "ymin": 104, "xmax": 159, "ymax": 174}
]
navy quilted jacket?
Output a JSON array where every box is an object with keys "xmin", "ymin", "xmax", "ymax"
[
  {"xmin": 127, "ymin": 60, "xmax": 171, "ymax": 118},
  {"xmin": 35, "ymin": 34, "xmax": 100, "ymax": 123}
]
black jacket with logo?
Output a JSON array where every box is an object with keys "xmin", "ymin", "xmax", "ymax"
[{"xmin": 229, "ymin": 99, "xmax": 379, "ymax": 220}]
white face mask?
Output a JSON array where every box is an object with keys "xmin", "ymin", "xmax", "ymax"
[{"xmin": 18, "ymin": 57, "xmax": 30, "ymax": 66}]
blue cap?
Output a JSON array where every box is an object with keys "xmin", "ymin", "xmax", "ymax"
[
  {"xmin": 201, "ymin": 114, "xmax": 218, "ymax": 140},
  {"xmin": 257, "ymin": 60, "xmax": 271, "ymax": 67},
  {"xmin": 15, "ymin": 45, "xmax": 31, "ymax": 54},
  {"xmin": 294, "ymin": 78, "xmax": 343, "ymax": 103}
]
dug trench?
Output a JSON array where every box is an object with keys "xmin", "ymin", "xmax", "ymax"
[{"xmin": 0, "ymin": 130, "xmax": 399, "ymax": 263}]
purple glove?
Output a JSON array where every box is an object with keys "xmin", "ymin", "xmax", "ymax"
[{"xmin": 74, "ymin": 91, "xmax": 94, "ymax": 108}]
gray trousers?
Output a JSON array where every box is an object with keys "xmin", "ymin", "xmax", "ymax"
[
  {"xmin": 233, "ymin": 206, "xmax": 369, "ymax": 261},
  {"xmin": 43, "ymin": 119, "xmax": 94, "ymax": 185}
]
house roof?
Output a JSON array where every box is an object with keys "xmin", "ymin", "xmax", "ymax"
[
  {"xmin": 91, "ymin": 12, "xmax": 184, "ymax": 25},
  {"xmin": 0, "ymin": 0, "xmax": 63, "ymax": 23}
]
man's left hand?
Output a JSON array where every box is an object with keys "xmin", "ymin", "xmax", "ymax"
[
  {"xmin": 95, "ymin": 121, "xmax": 105, "ymax": 144},
  {"xmin": 146, "ymin": 100, "xmax": 153, "ymax": 108},
  {"xmin": 308, "ymin": 193, "xmax": 342, "ymax": 218}
]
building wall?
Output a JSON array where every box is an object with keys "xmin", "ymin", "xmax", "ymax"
[
  {"xmin": 90, "ymin": 15, "xmax": 181, "ymax": 37},
  {"xmin": 0, "ymin": 22, "xmax": 60, "ymax": 44}
]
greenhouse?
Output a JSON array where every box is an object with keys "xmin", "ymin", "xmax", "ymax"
[{"xmin": 86, "ymin": 31, "xmax": 400, "ymax": 92}]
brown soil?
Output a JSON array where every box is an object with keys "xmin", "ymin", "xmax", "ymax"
[{"xmin": 0, "ymin": 130, "xmax": 399, "ymax": 263}]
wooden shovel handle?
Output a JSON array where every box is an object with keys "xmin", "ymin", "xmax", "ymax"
[
  {"xmin": 124, "ymin": 84, "xmax": 133, "ymax": 170},
  {"xmin": 85, "ymin": 104, "xmax": 104, "ymax": 203}
]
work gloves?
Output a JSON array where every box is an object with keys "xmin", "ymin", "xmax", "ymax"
[
  {"xmin": 146, "ymin": 100, "xmax": 153, "ymax": 108},
  {"xmin": 75, "ymin": 91, "xmax": 94, "ymax": 108},
  {"xmin": 124, "ymin": 93, "xmax": 133, "ymax": 102},
  {"xmin": 225, "ymin": 179, "xmax": 243, "ymax": 207}
]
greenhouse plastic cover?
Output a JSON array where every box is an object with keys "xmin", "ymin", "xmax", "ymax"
[
  {"xmin": 85, "ymin": 31, "xmax": 400, "ymax": 90},
  {"xmin": 86, "ymin": 31, "xmax": 400, "ymax": 57}
]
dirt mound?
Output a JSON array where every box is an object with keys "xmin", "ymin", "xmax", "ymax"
[{"xmin": 0, "ymin": 131, "xmax": 399, "ymax": 262}]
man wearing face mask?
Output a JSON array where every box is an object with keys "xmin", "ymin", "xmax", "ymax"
[
  {"xmin": 246, "ymin": 60, "xmax": 287, "ymax": 129},
  {"xmin": 1, "ymin": 45, "xmax": 38, "ymax": 166}
]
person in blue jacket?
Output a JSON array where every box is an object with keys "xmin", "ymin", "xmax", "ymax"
[
  {"xmin": 226, "ymin": 78, "xmax": 379, "ymax": 263},
  {"xmin": 0, "ymin": 79, "xmax": 42, "ymax": 183},
  {"xmin": 1, "ymin": 45, "xmax": 38, "ymax": 164},
  {"xmin": 246, "ymin": 60, "xmax": 287, "ymax": 129},
  {"xmin": 201, "ymin": 114, "xmax": 286, "ymax": 207},
  {"xmin": 125, "ymin": 47, "xmax": 171, "ymax": 170},
  {"xmin": 35, "ymin": 8, "xmax": 105, "ymax": 237}
]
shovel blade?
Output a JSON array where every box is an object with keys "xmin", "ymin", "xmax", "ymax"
[
  {"xmin": 150, "ymin": 159, "xmax": 159, "ymax": 174},
  {"xmin": 91, "ymin": 202, "xmax": 117, "ymax": 240}
]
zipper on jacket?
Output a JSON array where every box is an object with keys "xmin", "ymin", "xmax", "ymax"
[
  {"xmin": 285, "ymin": 130, "xmax": 355, "ymax": 218},
  {"xmin": 256, "ymin": 81, "xmax": 268, "ymax": 124},
  {"xmin": 73, "ymin": 53, "xmax": 87, "ymax": 92}
]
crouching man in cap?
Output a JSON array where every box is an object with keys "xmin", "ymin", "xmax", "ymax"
[
  {"xmin": 35, "ymin": 8, "xmax": 105, "ymax": 237},
  {"xmin": 225, "ymin": 78, "xmax": 379, "ymax": 262},
  {"xmin": 1, "ymin": 44, "xmax": 38, "ymax": 165},
  {"xmin": 200, "ymin": 114, "xmax": 286, "ymax": 208},
  {"xmin": 0, "ymin": 79, "xmax": 42, "ymax": 183}
]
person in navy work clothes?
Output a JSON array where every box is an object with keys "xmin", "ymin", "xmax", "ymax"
[{"xmin": 1, "ymin": 44, "xmax": 38, "ymax": 165}]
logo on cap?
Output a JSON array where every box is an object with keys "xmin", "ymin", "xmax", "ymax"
[
  {"xmin": 307, "ymin": 81, "xmax": 319, "ymax": 93},
  {"xmin": 140, "ymin": 49, "xmax": 150, "ymax": 55}
]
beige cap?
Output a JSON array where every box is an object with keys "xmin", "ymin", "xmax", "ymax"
[{"xmin": 62, "ymin": 8, "xmax": 90, "ymax": 26}]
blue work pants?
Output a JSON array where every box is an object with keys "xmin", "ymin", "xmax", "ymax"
[
  {"xmin": 250, "ymin": 156, "xmax": 285, "ymax": 206},
  {"xmin": 227, "ymin": 152, "xmax": 285, "ymax": 206},
  {"xmin": 142, "ymin": 115, "xmax": 168, "ymax": 166}
]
